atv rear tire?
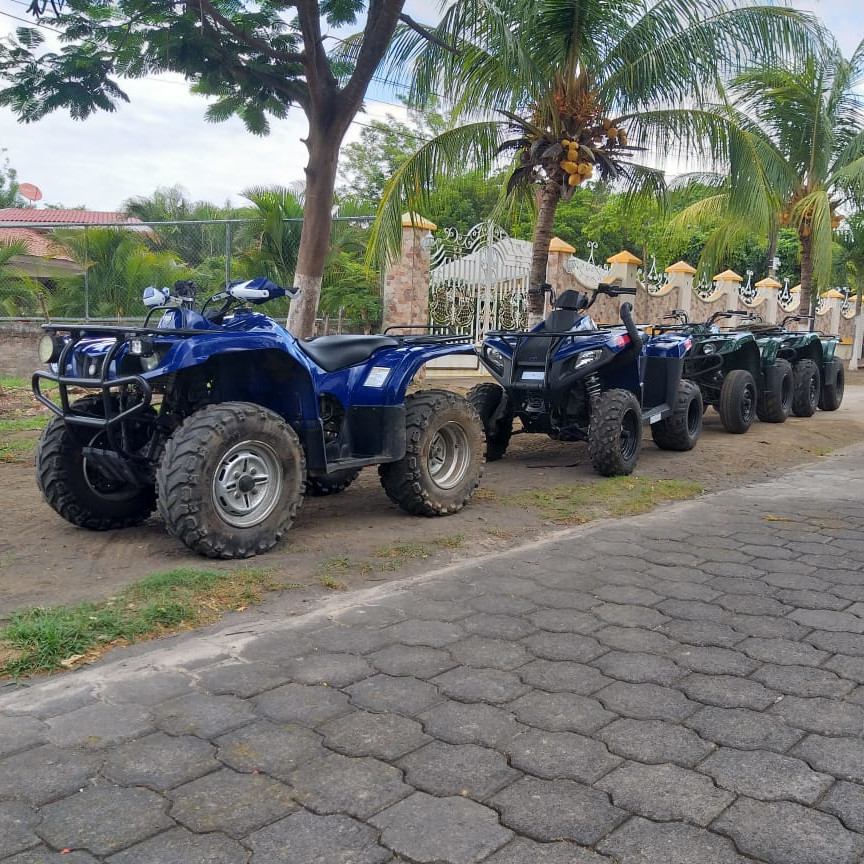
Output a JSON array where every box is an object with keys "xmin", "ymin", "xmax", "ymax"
[
  {"xmin": 156, "ymin": 402, "xmax": 305, "ymax": 559},
  {"xmin": 757, "ymin": 359, "xmax": 793, "ymax": 423},
  {"xmin": 819, "ymin": 365, "xmax": 844, "ymax": 411},
  {"xmin": 718, "ymin": 369, "xmax": 757, "ymax": 434},
  {"xmin": 792, "ymin": 360, "xmax": 821, "ymax": 417},
  {"xmin": 305, "ymin": 468, "xmax": 361, "ymax": 496},
  {"xmin": 650, "ymin": 380, "xmax": 703, "ymax": 451},
  {"xmin": 466, "ymin": 382, "xmax": 513, "ymax": 461},
  {"xmin": 588, "ymin": 389, "xmax": 642, "ymax": 476},
  {"xmin": 35, "ymin": 396, "xmax": 156, "ymax": 530},
  {"xmin": 379, "ymin": 390, "xmax": 484, "ymax": 516}
]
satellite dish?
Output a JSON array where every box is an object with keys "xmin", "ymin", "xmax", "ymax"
[{"xmin": 19, "ymin": 183, "xmax": 43, "ymax": 203}]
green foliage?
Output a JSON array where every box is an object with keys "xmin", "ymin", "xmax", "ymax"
[
  {"xmin": 0, "ymin": 239, "xmax": 44, "ymax": 315},
  {"xmin": 0, "ymin": 150, "xmax": 24, "ymax": 208}
]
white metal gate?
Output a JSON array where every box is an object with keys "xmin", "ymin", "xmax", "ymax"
[{"xmin": 427, "ymin": 222, "xmax": 532, "ymax": 369}]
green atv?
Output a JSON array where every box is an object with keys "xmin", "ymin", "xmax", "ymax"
[
  {"xmin": 658, "ymin": 309, "xmax": 793, "ymax": 434},
  {"xmin": 739, "ymin": 315, "xmax": 844, "ymax": 415}
]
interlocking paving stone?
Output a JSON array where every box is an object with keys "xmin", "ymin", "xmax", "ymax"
[
  {"xmin": 591, "ymin": 603, "xmax": 669, "ymax": 629},
  {"xmin": 751, "ymin": 663, "xmax": 855, "ymax": 697},
  {"xmin": 592, "ymin": 626, "xmax": 676, "ymax": 654},
  {"xmin": 101, "ymin": 731, "xmax": 217, "ymax": 789},
  {"xmin": 382, "ymin": 619, "xmax": 468, "ymax": 647},
  {"xmin": 281, "ymin": 651, "xmax": 375, "ymax": 687},
  {"xmin": 698, "ymin": 746, "xmax": 833, "ymax": 804},
  {"xmin": 151, "ymin": 693, "xmax": 256, "ymax": 738},
  {"xmin": 518, "ymin": 659, "xmax": 611, "ymax": 694},
  {"xmin": 418, "ymin": 701, "xmax": 525, "ymax": 748},
  {"xmin": 770, "ymin": 695, "xmax": 864, "ymax": 735},
  {"xmin": 823, "ymin": 653, "xmax": 864, "ymax": 683},
  {"xmin": 246, "ymin": 810, "xmax": 390, "ymax": 863},
  {"xmin": 168, "ymin": 767, "xmax": 297, "ymax": 835},
  {"xmin": 669, "ymin": 646, "xmax": 758, "ymax": 676},
  {"xmin": 597, "ymin": 718, "xmax": 715, "ymax": 767},
  {"xmin": 597, "ymin": 761, "xmax": 733, "ymax": 825},
  {"xmin": 483, "ymin": 837, "xmax": 611, "ymax": 863},
  {"xmin": 706, "ymin": 577, "xmax": 774, "ymax": 595},
  {"xmin": 0, "ymin": 715, "xmax": 47, "ymax": 758},
  {"xmin": 592, "ymin": 585, "xmax": 664, "ymax": 606},
  {"xmin": 2, "ymin": 849, "xmax": 99, "ymax": 864},
  {"xmin": 659, "ymin": 619, "xmax": 743, "ymax": 648},
  {"xmin": 713, "ymin": 797, "xmax": 864, "ymax": 864},
  {"xmin": 685, "ymin": 705, "xmax": 804, "ymax": 751},
  {"xmin": 449, "ymin": 636, "xmax": 532, "ymax": 669},
  {"xmin": 775, "ymin": 589, "xmax": 852, "ymax": 610},
  {"xmin": 292, "ymin": 752, "xmax": 407, "ymax": 821},
  {"xmin": 818, "ymin": 781, "xmax": 864, "ymax": 833},
  {"xmin": 194, "ymin": 661, "xmax": 292, "ymax": 696},
  {"xmin": 216, "ymin": 719, "xmax": 325, "ymax": 779},
  {"xmin": 45, "ymin": 701, "xmax": 154, "ymax": 749},
  {"xmin": 319, "ymin": 708, "xmax": 430, "ymax": 760},
  {"xmin": 677, "ymin": 673, "xmax": 779, "ymax": 710},
  {"xmin": 432, "ymin": 666, "xmax": 530, "ymax": 703},
  {"xmin": 716, "ymin": 593, "xmax": 792, "ymax": 616},
  {"xmin": 398, "ymin": 740, "xmax": 519, "ymax": 800},
  {"xmin": 459, "ymin": 613, "xmax": 535, "ymax": 640},
  {"xmin": 465, "ymin": 594, "xmax": 537, "ymax": 615},
  {"xmin": 529, "ymin": 609, "xmax": 602, "ymax": 633},
  {"xmin": 805, "ymin": 630, "xmax": 864, "ymax": 656},
  {"xmin": 106, "ymin": 826, "xmax": 250, "ymax": 864},
  {"xmin": 505, "ymin": 690, "xmax": 616, "ymax": 734},
  {"xmin": 828, "ymin": 584, "xmax": 864, "ymax": 603},
  {"xmin": 35, "ymin": 785, "xmax": 173, "ymax": 857},
  {"xmin": 252, "ymin": 681, "xmax": 353, "ymax": 726},
  {"xmin": 235, "ymin": 630, "xmax": 315, "ymax": 663},
  {"xmin": 762, "ymin": 570, "xmax": 827, "ymax": 590},
  {"xmin": 367, "ymin": 644, "xmax": 457, "ymax": 678},
  {"xmin": 345, "ymin": 673, "xmax": 440, "ymax": 715},
  {"xmin": 0, "ymin": 800, "xmax": 40, "ymax": 858},
  {"xmin": 590, "ymin": 651, "xmax": 684, "ymax": 685},
  {"xmin": 651, "ymin": 580, "xmax": 722, "ymax": 601},
  {"xmin": 520, "ymin": 631, "xmax": 607, "ymax": 662},
  {"xmin": 413, "ymin": 580, "xmax": 483, "ymax": 602},
  {"xmin": 387, "ymin": 598, "xmax": 476, "ymax": 622},
  {"xmin": 307, "ymin": 625, "xmax": 395, "ymax": 654},
  {"xmin": 0, "ymin": 682, "xmax": 97, "ymax": 718},
  {"xmin": 98, "ymin": 670, "xmax": 193, "ymax": 706},
  {"xmin": 532, "ymin": 588, "xmax": 600, "ymax": 609},
  {"xmin": 739, "ymin": 637, "xmax": 829, "ymax": 667},
  {"xmin": 0, "ymin": 744, "xmax": 100, "ymax": 805},
  {"xmin": 788, "ymin": 608, "xmax": 864, "ymax": 633},
  {"xmin": 331, "ymin": 603, "xmax": 407, "ymax": 627},
  {"xmin": 657, "ymin": 598, "xmax": 725, "ymax": 622},
  {"xmin": 508, "ymin": 729, "xmax": 621, "ymax": 783},
  {"xmin": 725, "ymin": 613, "xmax": 810, "ymax": 640},
  {"xmin": 595, "ymin": 681, "xmax": 698, "ymax": 721},
  {"xmin": 491, "ymin": 777, "xmax": 626, "ymax": 845},
  {"xmin": 370, "ymin": 791, "xmax": 513, "ymax": 864},
  {"xmin": 792, "ymin": 734, "xmax": 864, "ymax": 783},
  {"xmin": 596, "ymin": 816, "xmax": 752, "ymax": 864}
]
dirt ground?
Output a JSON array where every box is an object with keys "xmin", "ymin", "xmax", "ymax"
[{"xmin": 3, "ymin": 372, "xmax": 864, "ymax": 620}]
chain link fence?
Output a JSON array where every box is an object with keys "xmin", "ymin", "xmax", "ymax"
[{"xmin": 0, "ymin": 216, "xmax": 379, "ymax": 335}]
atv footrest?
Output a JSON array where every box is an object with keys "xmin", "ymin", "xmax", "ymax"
[{"xmin": 644, "ymin": 404, "xmax": 671, "ymax": 424}]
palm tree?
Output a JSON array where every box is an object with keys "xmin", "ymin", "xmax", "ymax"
[
  {"xmin": 0, "ymin": 239, "xmax": 42, "ymax": 316},
  {"xmin": 837, "ymin": 211, "xmax": 864, "ymax": 315},
  {"xmin": 373, "ymin": 0, "xmax": 821, "ymax": 321}
]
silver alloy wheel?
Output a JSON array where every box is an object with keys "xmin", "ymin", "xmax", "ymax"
[
  {"xmin": 212, "ymin": 439, "xmax": 283, "ymax": 528},
  {"xmin": 427, "ymin": 422, "xmax": 471, "ymax": 490}
]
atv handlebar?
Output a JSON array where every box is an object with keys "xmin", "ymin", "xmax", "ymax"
[{"xmin": 706, "ymin": 309, "xmax": 759, "ymax": 326}]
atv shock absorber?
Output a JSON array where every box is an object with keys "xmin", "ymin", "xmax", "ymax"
[{"xmin": 585, "ymin": 373, "xmax": 601, "ymax": 402}]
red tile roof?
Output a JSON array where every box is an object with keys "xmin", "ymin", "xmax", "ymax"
[
  {"xmin": 0, "ymin": 227, "xmax": 74, "ymax": 259},
  {"xmin": 0, "ymin": 208, "xmax": 140, "ymax": 225}
]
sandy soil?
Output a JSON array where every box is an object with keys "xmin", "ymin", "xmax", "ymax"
[{"xmin": 2, "ymin": 374, "xmax": 864, "ymax": 619}]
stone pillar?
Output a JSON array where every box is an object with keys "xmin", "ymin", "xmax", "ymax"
[
  {"xmin": 819, "ymin": 290, "xmax": 844, "ymax": 336},
  {"xmin": 546, "ymin": 237, "xmax": 576, "ymax": 316},
  {"xmin": 754, "ymin": 276, "xmax": 782, "ymax": 324},
  {"xmin": 606, "ymin": 250, "xmax": 643, "ymax": 290},
  {"xmin": 382, "ymin": 212, "xmax": 436, "ymax": 332},
  {"xmin": 712, "ymin": 269, "xmax": 744, "ymax": 310},
  {"xmin": 851, "ymin": 315, "xmax": 864, "ymax": 371},
  {"xmin": 663, "ymin": 261, "xmax": 697, "ymax": 317}
]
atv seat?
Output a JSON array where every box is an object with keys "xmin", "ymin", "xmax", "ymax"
[
  {"xmin": 299, "ymin": 335, "xmax": 399, "ymax": 372},
  {"xmin": 543, "ymin": 289, "xmax": 590, "ymax": 332}
]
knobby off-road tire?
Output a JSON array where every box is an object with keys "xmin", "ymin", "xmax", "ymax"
[
  {"xmin": 588, "ymin": 389, "xmax": 642, "ymax": 477},
  {"xmin": 718, "ymin": 369, "xmax": 757, "ymax": 434},
  {"xmin": 757, "ymin": 359, "xmax": 793, "ymax": 423},
  {"xmin": 156, "ymin": 402, "xmax": 305, "ymax": 559},
  {"xmin": 379, "ymin": 390, "xmax": 485, "ymax": 517},
  {"xmin": 35, "ymin": 396, "xmax": 156, "ymax": 531},
  {"xmin": 466, "ymin": 381, "xmax": 513, "ymax": 461},
  {"xmin": 650, "ymin": 380, "xmax": 703, "ymax": 451},
  {"xmin": 304, "ymin": 468, "xmax": 362, "ymax": 496},
  {"xmin": 819, "ymin": 365, "xmax": 844, "ymax": 411},
  {"xmin": 792, "ymin": 359, "xmax": 821, "ymax": 417}
]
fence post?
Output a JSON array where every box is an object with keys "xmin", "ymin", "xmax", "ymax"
[
  {"xmin": 382, "ymin": 212, "xmax": 436, "ymax": 331},
  {"xmin": 225, "ymin": 222, "xmax": 231, "ymax": 288}
]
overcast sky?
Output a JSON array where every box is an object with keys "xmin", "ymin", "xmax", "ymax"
[{"xmin": 0, "ymin": 0, "xmax": 861, "ymax": 212}]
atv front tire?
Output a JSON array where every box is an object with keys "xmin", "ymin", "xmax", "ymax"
[
  {"xmin": 588, "ymin": 389, "xmax": 642, "ymax": 476},
  {"xmin": 379, "ymin": 390, "xmax": 484, "ymax": 516},
  {"xmin": 305, "ymin": 468, "xmax": 362, "ymax": 496},
  {"xmin": 466, "ymin": 382, "xmax": 513, "ymax": 461},
  {"xmin": 718, "ymin": 369, "xmax": 757, "ymax": 434},
  {"xmin": 819, "ymin": 365, "xmax": 844, "ymax": 412},
  {"xmin": 792, "ymin": 360, "xmax": 821, "ymax": 417},
  {"xmin": 650, "ymin": 380, "xmax": 703, "ymax": 451},
  {"xmin": 757, "ymin": 359, "xmax": 793, "ymax": 423},
  {"xmin": 156, "ymin": 402, "xmax": 305, "ymax": 559},
  {"xmin": 35, "ymin": 397, "xmax": 156, "ymax": 530}
]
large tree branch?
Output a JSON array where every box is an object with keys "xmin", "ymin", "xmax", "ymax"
[
  {"xmin": 399, "ymin": 12, "xmax": 460, "ymax": 56},
  {"xmin": 295, "ymin": 0, "xmax": 338, "ymax": 102}
]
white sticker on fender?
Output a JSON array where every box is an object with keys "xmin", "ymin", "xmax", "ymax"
[{"xmin": 365, "ymin": 366, "xmax": 391, "ymax": 387}]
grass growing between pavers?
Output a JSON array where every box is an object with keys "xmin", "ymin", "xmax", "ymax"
[
  {"xmin": 0, "ymin": 567, "xmax": 285, "ymax": 678},
  {"xmin": 512, "ymin": 476, "xmax": 703, "ymax": 524}
]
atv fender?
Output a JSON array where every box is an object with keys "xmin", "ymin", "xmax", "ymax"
[
  {"xmin": 763, "ymin": 360, "xmax": 789, "ymax": 397},
  {"xmin": 822, "ymin": 357, "xmax": 842, "ymax": 390}
]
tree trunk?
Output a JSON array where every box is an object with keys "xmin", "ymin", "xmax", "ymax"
[
  {"xmin": 799, "ymin": 230, "xmax": 814, "ymax": 328},
  {"xmin": 527, "ymin": 180, "xmax": 562, "ymax": 326}
]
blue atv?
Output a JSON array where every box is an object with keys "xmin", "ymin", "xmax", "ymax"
[
  {"xmin": 32, "ymin": 278, "xmax": 485, "ymax": 559},
  {"xmin": 469, "ymin": 282, "xmax": 701, "ymax": 475}
]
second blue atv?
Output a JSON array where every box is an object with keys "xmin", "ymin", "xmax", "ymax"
[
  {"xmin": 469, "ymin": 282, "xmax": 701, "ymax": 476},
  {"xmin": 32, "ymin": 278, "xmax": 485, "ymax": 559}
]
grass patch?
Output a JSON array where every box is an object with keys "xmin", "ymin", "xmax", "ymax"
[
  {"xmin": 433, "ymin": 533, "xmax": 466, "ymax": 549},
  {"xmin": 0, "ymin": 439, "xmax": 37, "ymax": 463},
  {"xmin": 0, "ymin": 567, "xmax": 282, "ymax": 678},
  {"xmin": 372, "ymin": 542, "xmax": 431, "ymax": 560},
  {"xmin": 512, "ymin": 476, "xmax": 703, "ymax": 524},
  {"xmin": 0, "ymin": 377, "xmax": 27, "ymax": 390},
  {"xmin": 0, "ymin": 417, "xmax": 48, "ymax": 434},
  {"xmin": 315, "ymin": 555, "xmax": 357, "ymax": 590}
]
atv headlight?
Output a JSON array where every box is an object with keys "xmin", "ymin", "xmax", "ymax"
[
  {"xmin": 702, "ymin": 342, "xmax": 718, "ymax": 355},
  {"xmin": 574, "ymin": 349, "xmax": 602, "ymax": 369},
  {"xmin": 38, "ymin": 334, "xmax": 65, "ymax": 364},
  {"xmin": 128, "ymin": 336, "xmax": 154, "ymax": 357}
]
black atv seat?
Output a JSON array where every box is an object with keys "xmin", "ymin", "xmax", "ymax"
[
  {"xmin": 298, "ymin": 335, "xmax": 399, "ymax": 372},
  {"xmin": 544, "ymin": 308, "xmax": 580, "ymax": 331}
]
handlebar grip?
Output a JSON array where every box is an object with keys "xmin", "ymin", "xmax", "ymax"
[{"xmin": 620, "ymin": 302, "xmax": 643, "ymax": 351}]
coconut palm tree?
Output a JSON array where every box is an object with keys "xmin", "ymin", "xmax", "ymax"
[
  {"xmin": 836, "ymin": 211, "xmax": 864, "ymax": 315},
  {"xmin": 372, "ymin": 0, "xmax": 821, "ymax": 321}
]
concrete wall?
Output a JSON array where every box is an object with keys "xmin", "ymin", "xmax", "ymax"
[{"xmin": 0, "ymin": 321, "xmax": 41, "ymax": 380}]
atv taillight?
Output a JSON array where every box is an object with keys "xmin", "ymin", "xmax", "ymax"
[{"xmin": 611, "ymin": 333, "xmax": 630, "ymax": 348}]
